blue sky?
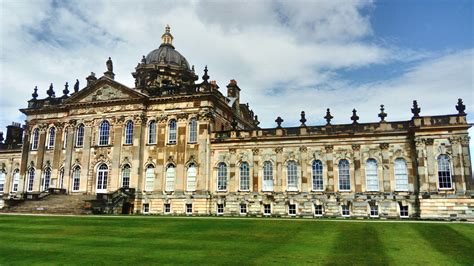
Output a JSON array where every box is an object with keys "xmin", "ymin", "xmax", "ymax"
[{"xmin": 0, "ymin": 0, "xmax": 472, "ymax": 160}]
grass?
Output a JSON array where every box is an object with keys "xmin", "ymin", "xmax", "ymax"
[{"xmin": 0, "ymin": 215, "xmax": 473, "ymax": 265}]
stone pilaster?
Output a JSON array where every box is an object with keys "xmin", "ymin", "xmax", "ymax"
[
  {"xmin": 275, "ymin": 147, "xmax": 283, "ymax": 192},
  {"xmin": 325, "ymin": 145, "xmax": 334, "ymax": 192},
  {"xmin": 380, "ymin": 143, "xmax": 390, "ymax": 192},
  {"xmin": 352, "ymin": 144, "xmax": 361, "ymax": 193},
  {"xmin": 252, "ymin": 148, "xmax": 259, "ymax": 192}
]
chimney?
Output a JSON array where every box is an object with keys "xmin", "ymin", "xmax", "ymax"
[
  {"xmin": 5, "ymin": 122, "xmax": 23, "ymax": 146},
  {"xmin": 227, "ymin": 79, "xmax": 240, "ymax": 109}
]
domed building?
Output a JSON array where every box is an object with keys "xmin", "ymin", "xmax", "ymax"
[{"xmin": 0, "ymin": 26, "xmax": 472, "ymax": 219}]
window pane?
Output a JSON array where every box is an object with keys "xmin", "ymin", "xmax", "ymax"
[
  {"xmin": 394, "ymin": 158, "xmax": 408, "ymax": 191},
  {"xmin": 312, "ymin": 160, "xmax": 323, "ymax": 191},
  {"xmin": 168, "ymin": 120, "xmax": 177, "ymax": 144},
  {"xmin": 287, "ymin": 161, "xmax": 298, "ymax": 190},
  {"xmin": 125, "ymin": 121, "xmax": 133, "ymax": 145},
  {"xmin": 73, "ymin": 167, "xmax": 81, "ymax": 191},
  {"xmin": 145, "ymin": 165, "xmax": 154, "ymax": 191},
  {"xmin": 31, "ymin": 128, "xmax": 39, "ymax": 150},
  {"xmin": 99, "ymin": 121, "xmax": 110, "ymax": 146},
  {"xmin": 122, "ymin": 165, "xmax": 130, "ymax": 188},
  {"xmin": 189, "ymin": 118, "xmax": 197, "ymax": 143},
  {"xmin": 43, "ymin": 168, "xmax": 51, "ymax": 190},
  {"xmin": 263, "ymin": 161, "xmax": 273, "ymax": 191},
  {"xmin": 187, "ymin": 164, "xmax": 197, "ymax": 191},
  {"xmin": 338, "ymin": 160, "xmax": 351, "ymax": 191},
  {"xmin": 166, "ymin": 165, "xmax": 175, "ymax": 192},
  {"xmin": 365, "ymin": 159, "xmax": 379, "ymax": 191},
  {"xmin": 438, "ymin": 155, "xmax": 452, "ymax": 189},
  {"xmin": 0, "ymin": 172, "xmax": 5, "ymax": 192},
  {"xmin": 240, "ymin": 162, "xmax": 250, "ymax": 190},
  {"xmin": 28, "ymin": 168, "xmax": 35, "ymax": 192},
  {"xmin": 48, "ymin": 127, "xmax": 55, "ymax": 149},
  {"xmin": 148, "ymin": 121, "xmax": 156, "ymax": 144},
  {"xmin": 217, "ymin": 163, "xmax": 227, "ymax": 191},
  {"xmin": 76, "ymin": 125, "xmax": 84, "ymax": 147}
]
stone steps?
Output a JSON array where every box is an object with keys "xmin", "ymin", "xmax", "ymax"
[{"xmin": 2, "ymin": 194, "xmax": 96, "ymax": 215}]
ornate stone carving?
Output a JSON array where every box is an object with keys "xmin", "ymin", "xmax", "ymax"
[
  {"xmin": 299, "ymin": 146, "xmax": 307, "ymax": 152},
  {"xmin": 252, "ymin": 148, "xmax": 259, "ymax": 156},
  {"xmin": 325, "ymin": 145, "xmax": 334, "ymax": 153},
  {"xmin": 424, "ymin": 138, "xmax": 434, "ymax": 146},
  {"xmin": 275, "ymin": 147, "xmax": 283, "ymax": 154},
  {"xmin": 379, "ymin": 143, "xmax": 389, "ymax": 150},
  {"xmin": 229, "ymin": 148, "xmax": 236, "ymax": 154},
  {"xmin": 352, "ymin": 144, "xmax": 361, "ymax": 151},
  {"xmin": 177, "ymin": 113, "xmax": 189, "ymax": 121}
]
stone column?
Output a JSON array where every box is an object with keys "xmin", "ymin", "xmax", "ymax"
[
  {"xmin": 325, "ymin": 145, "xmax": 334, "ymax": 192},
  {"xmin": 252, "ymin": 148, "xmax": 259, "ymax": 192},
  {"xmin": 300, "ymin": 146, "xmax": 308, "ymax": 192},
  {"xmin": 424, "ymin": 138, "xmax": 436, "ymax": 192},
  {"xmin": 63, "ymin": 121, "xmax": 76, "ymax": 192},
  {"xmin": 35, "ymin": 125, "xmax": 47, "ymax": 192},
  {"xmin": 380, "ymin": 143, "xmax": 391, "ymax": 192},
  {"xmin": 352, "ymin": 144, "xmax": 361, "ymax": 192},
  {"xmin": 111, "ymin": 119, "xmax": 123, "ymax": 191},
  {"xmin": 414, "ymin": 137, "xmax": 428, "ymax": 193},
  {"xmin": 228, "ymin": 148, "xmax": 236, "ymax": 192},
  {"xmin": 275, "ymin": 147, "xmax": 283, "ymax": 192},
  {"xmin": 135, "ymin": 115, "xmax": 146, "ymax": 192},
  {"xmin": 83, "ymin": 120, "xmax": 94, "ymax": 193},
  {"xmin": 460, "ymin": 136, "xmax": 472, "ymax": 190}
]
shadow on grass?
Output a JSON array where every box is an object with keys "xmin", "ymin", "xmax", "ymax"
[
  {"xmin": 325, "ymin": 223, "xmax": 390, "ymax": 265},
  {"xmin": 412, "ymin": 224, "xmax": 474, "ymax": 265}
]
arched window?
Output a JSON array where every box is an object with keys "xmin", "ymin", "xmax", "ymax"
[
  {"xmin": 75, "ymin": 124, "xmax": 85, "ymax": 147},
  {"xmin": 365, "ymin": 159, "xmax": 379, "ymax": 191},
  {"xmin": 145, "ymin": 165, "xmax": 154, "ymax": 191},
  {"xmin": 168, "ymin": 119, "xmax": 177, "ymax": 144},
  {"xmin": 0, "ymin": 170, "xmax": 5, "ymax": 192},
  {"xmin": 42, "ymin": 167, "xmax": 51, "ymax": 191},
  {"xmin": 124, "ymin": 121, "xmax": 133, "ymax": 145},
  {"xmin": 99, "ymin": 121, "xmax": 110, "ymax": 146},
  {"xmin": 438, "ymin": 155, "xmax": 452, "ymax": 189},
  {"xmin": 217, "ymin": 163, "xmax": 227, "ymax": 191},
  {"xmin": 187, "ymin": 164, "xmax": 197, "ymax": 191},
  {"xmin": 58, "ymin": 167, "xmax": 65, "ymax": 189},
  {"xmin": 263, "ymin": 161, "xmax": 273, "ymax": 191},
  {"xmin": 47, "ymin": 127, "xmax": 56, "ymax": 149},
  {"xmin": 287, "ymin": 161, "xmax": 298, "ymax": 191},
  {"xmin": 122, "ymin": 165, "xmax": 130, "ymax": 188},
  {"xmin": 27, "ymin": 168, "xmax": 35, "ymax": 192},
  {"xmin": 394, "ymin": 158, "xmax": 408, "ymax": 191},
  {"xmin": 338, "ymin": 159, "xmax": 350, "ymax": 191},
  {"xmin": 165, "ymin": 165, "xmax": 175, "ymax": 192},
  {"xmin": 31, "ymin": 128, "xmax": 39, "ymax": 150},
  {"xmin": 148, "ymin": 121, "xmax": 157, "ymax": 144},
  {"xmin": 312, "ymin": 160, "xmax": 324, "ymax": 191},
  {"xmin": 240, "ymin": 162, "xmax": 250, "ymax": 191},
  {"xmin": 12, "ymin": 169, "xmax": 20, "ymax": 192},
  {"xmin": 72, "ymin": 166, "xmax": 80, "ymax": 192},
  {"xmin": 188, "ymin": 118, "xmax": 197, "ymax": 143},
  {"xmin": 96, "ymin": 164, "xmax": 108, "ymax": 193},
  {"xmin": 63, "ymin": 127, "xmax": 68, "ymax": 149}
]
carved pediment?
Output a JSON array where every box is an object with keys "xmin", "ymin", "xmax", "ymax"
[{"xmin": 65, "ymin": 77, "xmax": 146, "ymax": 104}]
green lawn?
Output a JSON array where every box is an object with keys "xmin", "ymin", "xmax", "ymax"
[{"xmin": 0, "ymin": 215, "xmax": 473, "ymax": 265}]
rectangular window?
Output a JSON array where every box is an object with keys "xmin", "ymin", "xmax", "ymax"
[
  {"xmin": 0, "ymin": 172, "xmax": 5, "ymax": 192},
  {"xmin": 370, "ymin": 205, "xmax": 379, "ymax": 217},
  {"xmin": 217, "ymin": 204, "xmax": 224, "ymax": 215},
  {"xmin": 164, "ymin": 203, "xmax": 171, "ymax": 214},
  {"xmin": 186, "ymin": 204, "xmax": 192, "ymax": 214},
  {"xmin": 314, "ymin": 205, "xmax": 323, "ymax": 216},
  {"xmin": 63, "ymin": 129, "xmax": 68, "ymax": 149},
  {"xmin": 400, "ymin": 205, "xmax": 409, "ymax": 218},
  {"xmin": 263, "ymin": 204, "xmax": 271, "ymax": 215},
  {"xmin": 188, "ymin": 119, "xmax": 197, "ymax": 143},
  {"xmin": 342, "ymin": 205, "xmax": 350, "ymax": 217},
  {"xmin": 239, "ymin": 163, "xmax": 250, "ymax": 191},
  {"xmin": 240, "ymin": 204, "xmax": 247, "ymax": 215},
  {"xmin": 143, "ymin": 203, "xmax": 150, "ymax": 214},
  {"xmin": 288, "ymin": 204, "xmax": 296, "ymax": 216}
]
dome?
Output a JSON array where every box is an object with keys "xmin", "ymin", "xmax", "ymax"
[{"xmin": 145, "ymin": 44, "xmax": 190, "ymax": 69}]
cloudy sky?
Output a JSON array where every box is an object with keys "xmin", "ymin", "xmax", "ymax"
[{"xmin": 0, "ymin": 0, "xmax": 473, "ymax": 156}]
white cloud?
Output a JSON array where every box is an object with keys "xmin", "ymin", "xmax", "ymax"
[{"xmin": 0, "ymin": 0, "xmax": 472, "ymax": 167}]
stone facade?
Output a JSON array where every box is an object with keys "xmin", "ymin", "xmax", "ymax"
[{"xmin": 0, "ymin": 26, "xmax": 472, "ymax": 219}]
